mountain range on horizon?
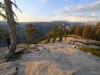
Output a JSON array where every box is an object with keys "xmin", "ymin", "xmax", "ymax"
[{"xmin": 0, "ymin": 20, "xmax": 99, "ymax": 47}]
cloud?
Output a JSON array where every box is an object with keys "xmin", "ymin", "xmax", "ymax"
[
  {"xmin": 55, "ymin": 0, "xmax": 100, "ymax": 14},
  {"xmin": 0, "ymin": 12, "xmax": 99, "ymax": 22},
  {"xmin": 91, "ymin": 12, "xmax": 96, "ymax": 16},
  {"xmin": 39, "ymin": 0, "xmax": 46, "ymax": 2},
  {"xmin": 54, "ymin": 13, "xmax": 100, "ymax": 22},
  {"xmin": 1, "ymin": 12, "xmax": 98, "ymax": 22},
  {"xmin": 68, "ymin": 13, "xmax": 98, "ymax": 18}
]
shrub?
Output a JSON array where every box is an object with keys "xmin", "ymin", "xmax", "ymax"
[
  {"xmin": 79, "ymin": 46, "xmax": 100, "ymax": 57},
  {"xmin": 58, "ymin": 37, "xmax": 62, "ymax": 42},
  {"xmin": 45, "ymin": 38, "xmax": 50, "ymax": 43}
]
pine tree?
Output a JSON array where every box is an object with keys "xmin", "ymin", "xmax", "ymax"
[
  {"xmin": 63, "ymin": 30, "xmax": 67, "ymax": 39},
  {"xmin": 50, "ymin": 24, "xmax": 59, "ymax": 42},
  {"xmin": 92, "ymin": 26, "xmax": 96, "ymax": 39},
  {"xmin": 70, "ymin": 26, "xmax": 76, "ymax": 35},
  {"xmin": 46, "ymin": 33, "xmax": 51, "ymax": 43},
  {"xmin": 95, "ymin": 23, "xmax": 100, "ymax": 41},
  {"xmin": 74, "ymin": 26, "xmax": 82, "ymax": 36},
  {"xmin": 58, "ymin": 24, "xmax": 65, "ymax": 42},
  {"xmin": 82, "ymin": 24, "xmax": 92, "ymax": 39},
  {"xmin": 24, "ymin": 23, "xmax": 39, "ymax": 44}
]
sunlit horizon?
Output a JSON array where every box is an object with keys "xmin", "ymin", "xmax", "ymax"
[{"xmin": 0, "ymin": 0, "xmax": 100, "ymax": 22}]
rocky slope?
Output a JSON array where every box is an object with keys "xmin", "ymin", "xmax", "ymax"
[{"xmin": 0, "ymin": 41, "xmax": 100, "ymax": 75}]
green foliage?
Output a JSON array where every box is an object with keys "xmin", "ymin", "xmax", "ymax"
[
  {"xmin": 36, "ymin": 24, "xmax": 68, "ymax": 43},
  {"xmin": 69, "ymin": 23, "xmax": 100, "ymax": 41},
  {"xmin": 82, "ymin": 24, "xmax": 92, "ymax": 39},
  {"xmin": 74, "ymin": 26, "xmax": 83, "ymax": 36},
  {"xmin": 0, "ymin": 27, "xmax": 7, "ymax": 40},
  {"xmin": 24, "ymin": 23, "xmax": 39, "ymax": 44},
  {"xmin": 79, "ymin": 46, "xmax": 100, "ymax": 57},
  {"xmin": 36, "ymin": 35, "xmax": 46, "ymax": 43},
  {"xmin": 63, "ymin": 30, "xmax": 67, "ymax": 39},
  {"xmin": 50, "ymin": 24, "xmax": 59, "ymax": 42},
  {"xmin": 36, "ymin": 32, "xmax": 51, "ymax": 44},
  {"xmin": 70, "ymin": 26, "xmax": 76, "ymax": 34},
  {"xmin": 46, "ymin": 38, "xmax": 50, "ymax": 43},
  {"xmin": 95, "ymin": 23, "xmax": 100, "ymax": 41},
  {"xmin": 58, "ymin": 24, "xmax": 65, "ymax": 42},
  {"xmin": 45, "ymin": 33, "xmax": 51, "ymax": 43}
]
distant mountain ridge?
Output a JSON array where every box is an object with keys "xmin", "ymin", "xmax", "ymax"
[{"xmin": 0, "ymin": 21, "xmax": 99, "ymax": 47}]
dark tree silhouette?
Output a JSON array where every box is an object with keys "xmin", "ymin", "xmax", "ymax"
[{"xmin": 2, "ymin": 0, "xmax": 21, "ymax": 61}]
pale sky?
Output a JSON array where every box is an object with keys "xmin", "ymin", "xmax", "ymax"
[{"xmin": 0, "ymin": 0, "xmax": 100, "ymax": 22}]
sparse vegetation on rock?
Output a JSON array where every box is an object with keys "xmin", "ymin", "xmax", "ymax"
[
  {"xmin": 79, "ymin": 46, "xmax": 100, "ymax": 57},
  {"xmin": 69, "ymin": 23, "xmax": 100, "ymax": 42},
  {"xmin": 36, "ymin": 24, "xmax": 68, "ymax": 43}
]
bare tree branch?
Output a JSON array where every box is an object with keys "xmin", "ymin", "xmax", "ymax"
[
  {"xmin": 12, "ymin": 10, "xmax": 18, "ymax": 20},
  {"xmin": 10, "ymin": 0, "xmax": 22, "ymax": 25},
  {"xmin": 13, "ymin": 0, "xmax": 16, "ymax": 3},
  {"xmin": 0, "ymin": 2, "xmax": 6, "ymax": 20},
  {"xmin": 0, "ymin": 12, "xmax": 6, "ymax": 20},
  {"xmin": 0, "ymin": 2, "xmax": 4, "ymax": 9},
  {"xmin": 0, "ymin": 0, "xmax": 21, "ymax": 25},
  {"xmin": 11, "ymin": 1, "xmax": 22, "ymax": 13},
  {"xmin": 14, "ymin": 21, "xmax": 18, "ymax": 25}
]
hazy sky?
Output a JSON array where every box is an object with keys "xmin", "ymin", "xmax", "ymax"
[{"xmin": 0, "ymin": 0, "xmax": 100, "ymax": 22}]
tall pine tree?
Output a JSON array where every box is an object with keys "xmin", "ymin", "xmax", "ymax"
[
  {"xmin": 95, "ymin": 23, "xmax": 100, "ymax": 41},
  {"xmin": 58, "ymin": 24, "xmax": 65, "ymax": 42},
  {"xmin": 50, "ymin": 24, "xmax": 59, "ymax": 42},
  {"xmin": 82, "ymin": 24, "xmax": 92, "ymax": 39},
  {"xmin": 24, "ymin": 23, "xmax": 39, "ymax": 44}
]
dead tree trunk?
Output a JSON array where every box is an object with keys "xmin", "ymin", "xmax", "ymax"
[{"xmin": 4, "ymin": 0, "xmax": 17, "ymax": 61}]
